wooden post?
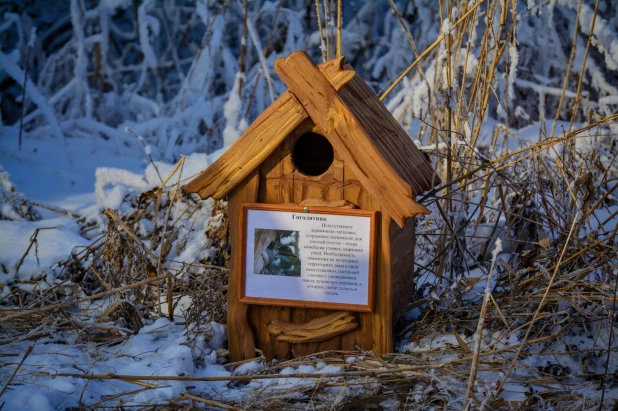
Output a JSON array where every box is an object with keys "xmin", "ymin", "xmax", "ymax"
[{"xmin": 227, "ymin": 172, "xmax": 260, "ymax": 361}]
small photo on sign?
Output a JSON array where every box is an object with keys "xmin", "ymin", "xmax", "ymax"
[{"xmin": 253, "ymin": 229, "xmax": 301, "ymax": 276}]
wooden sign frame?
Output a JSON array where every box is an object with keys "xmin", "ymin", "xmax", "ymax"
[{"xmin": 239, "ymin": 203, "xmax": 377, "ymax": 312}]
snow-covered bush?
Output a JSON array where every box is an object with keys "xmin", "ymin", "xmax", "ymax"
[{"xmin": 1, "ymin": 1, "xmax": 616, "ymax": 160}]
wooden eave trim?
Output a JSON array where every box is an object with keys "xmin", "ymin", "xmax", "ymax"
[
  {"xmin": 182, "ymin": 58, "xmax": 356, "ymax": 200},
  {"xmin": 183, "ymin": 91, "xmax": 309, "ymax": 199}
]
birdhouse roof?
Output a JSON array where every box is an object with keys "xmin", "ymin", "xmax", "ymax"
[{"xmin": 184, "ymin": 51, "xmax": 439, "ymax": 227}]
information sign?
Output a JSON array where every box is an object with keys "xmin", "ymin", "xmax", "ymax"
[{"xmin": 239, "ymin": 203, "xmax": 376, "ymax": 311}]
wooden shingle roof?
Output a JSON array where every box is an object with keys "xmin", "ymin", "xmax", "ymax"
[{"xmin": 184, "ymin": 51, "xmax": 439, "ymax": 227}]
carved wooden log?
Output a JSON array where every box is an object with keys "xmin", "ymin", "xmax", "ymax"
[
  {"xmin": 298, "ymin": 198, "xmax": 358, "ymax": 209},
  {"xmin": 268, "ymin": 311, "xmax": 359, "ymax": 344}
]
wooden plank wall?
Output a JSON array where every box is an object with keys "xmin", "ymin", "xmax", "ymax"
[
  {"xmin": 390, "ymin": 218, "xmax": 417, "ymax": 325},
  {"xmin": 239, "ymin": 125, "xmax": 396, "ymax": 360}
]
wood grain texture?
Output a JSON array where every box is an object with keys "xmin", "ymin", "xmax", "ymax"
[
  {"xmin": 298, "ymin": 198, "xmax": 358, "ymax": 208},
  {"xmin": 183, "ymin": 58, "xmax": 353, "ymax": 201},
  {"xmin": 248, "ymin": 135, "xmax": 295, "ymax": 360},
  {"xmin": 274, "ymin": 51, "xmax": 428, "ymax": 227},
  {"xmin": 338, "ymin": 67, "xmax": 441, "ymax": 196},
  {"xmin": 318, "ymin": 57, "xmax": 355, "ymax": 91},
  {"xmin": 290, "ymin": 129, "xmax": 347, "ymax": 357},
  {"xmin": 390, "ymin": 217, "xmax": 417, "ymax": 324},
  {"xmin": 268, "ymin": 311, "xmax": 359, "ymax": 343},
  {"xmin": 336, "ymin": 153, "xmax": 398, "ymax": 354},
  {"xmin": 193, "ymin": 52, "xmax": 437, "ymax": 361},
  {"xmin": 227, "ymin": 172, "xmax": 259, "ymax": 362},
  {"xmin": 375, "ymin": 211, "xmax": 394, "ymax": 352},
  {"xmin": 238, "ymin": 125, "xmax": 399, "ymax": 359},
  {"xmin": 185, "ymin": 52, "xmax": 436, "ymax": 228},
  {"xmin": 249, "ymin": 129, "xmax": 347, "ymax": 358},
  {"xmin": 183, "ymin": 91, "xmax": 309, "ymax": 199}
]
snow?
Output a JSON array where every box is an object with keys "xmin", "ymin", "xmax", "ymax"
[
  {"xmin": 147, "ymin": 153, "xmax": 210, "ymax": 188},
  {"xmin": 27, "ymin": 26, "xmax": 37, "ymax": 48},
  {"xmin": 0, "ymin": 131, "xmax": 143, "ymax": 209},
  {"xmin": 0, "ymin": 319, "xmax": 236, "ymax": 410},
  {"xmin": 507, "ymin": 43, "xmax": 518, "ymax": 102},
  {"xmin": 234, "ymin": 360, "xmax": 265, "ymax": 375},
  {"xmin": 412, "ymin": 80, "xmax": 430, "ymax": 118},
  {"xmin": 451, "ymin": 7, "xmax": 460, "ymax": 20},
  {"xmin": 0, "ymin": 217, "xmax": 89, "ymax": 284},
  {"xmin": 222, "ymin": 73, "xmax": 248, "ymax": 146},
  {"xmin": 245, "ymin": 14, "xmax": 275, "ymax": 103},
  {"xmin": 244, "ymin": 363, "xmax": 342, "ymax": 392},
  {"xmin": 403, "ymin": 332, "xmax": 463, "ymax": 353},
  {"xmin": 579, "ymin": 3, "xmax": 618, "ymax": 71},
  {"xmin": 95, "ymin": 167, "xmax": 147, "ymax": 206},
  {"xmin": 137, "ymin": 0, "xmax": 159, "ymax": 69},
  {"xmin": 0, "ymin": 320, "xmax": 345, "ymax": 409},
  {"xmin": 441, "ymin": 18, "xmax": 452, "ymax": 35},
  {"xmin": 0, "ymin": 52, "xmax": 65, "ymax": 145},
  {"xmin": 496, "ymin": 102, "xmax": 508, "ymax": 119},
  {"xmin": 514, "ymin": 105, "xmax": 530, "ymax": 120},
  {"xmin": 5, "ymin": 390, "xmax": 53, "ymax": 411},
  {"xmin": 491, "ymin": 238, "xmax": 502, "ymax": 261}
]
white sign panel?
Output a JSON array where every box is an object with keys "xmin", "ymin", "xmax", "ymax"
[{"xmin": 241, "ymin": 204, "xmax": 375, "ymax": 311}]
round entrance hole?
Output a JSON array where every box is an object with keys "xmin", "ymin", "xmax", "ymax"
[{"xmin": 292, "ymin": 132, "xmax": 334, "ymax": 176}]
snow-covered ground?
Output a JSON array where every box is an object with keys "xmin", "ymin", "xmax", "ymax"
[
  {"xmin": 0, "ymin": 125, "xmax": 341, "ymax": 409},
  {"xmin": 2, "ymin": 118, "xmax": 616, "ymax": 409},
  {"xmin": 3, "ymin": 319, "xmax": 234, "ymax": 409},
  {"xmin": 0, "ymin": 126, "xmax": 222, "ymax": 409}
]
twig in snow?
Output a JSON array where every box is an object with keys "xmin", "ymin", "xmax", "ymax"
[
  {"xmin": 156, "ymin": 156, "xmax": 185, "ymax": 320},
  {"xmin": 15, "ymin": 227, "xmax": 57, "ymax": 274},
  {"xmin": 550, "ymin": 0, "xmax": 583, "ymax": 139},
  {"xmin": 463, "ymin": 239, "xmax": 502, "ymax": 410},
  {"xmin": 493, "ymin": 215, "xmax": 580, "ymax": 398},
  {"xmin": 314, "ymin": 0, "xmax": 326, "ymax": 62},
  {"xmin": 238, "ymin": 0, "xmax": 249, "ymax": 97},
  {"xmin": 379, "ymin": 0, "xmax": 483, "ymax": 101},
  {"xmin": 182, "ymin": 393, "xmax": 243, "ymax": 411},
  {"xmin": 336, "ymin": 0, "xmax": 342, "ymax": 58},
  {"xmin": 567, "ymin": 0, "xmax": 600, "ymax": 134},
  {"xmin": 599, "ymin": 252, "xmax": 618, "ymax": 410},
  {"xmin": 18, "ymin": 28, "xmax": 36, "ymax": 151},
  {"xmin": 0, "ymin": 345, "xmax": 33, "ymax": 398},
  {"xmin": 0, "ymin": 274, "xmax": 171, "ymax": 323},
  {"xmin": 125, "ymin": 127, "xmax": 163, "ymax": 184},
  {"xmin": 2, "ymin": 191, "xmax": 80, "ymax": 219}
]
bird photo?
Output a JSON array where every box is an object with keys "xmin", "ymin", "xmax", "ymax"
[{"xmin": 253, "ymin": 229, "xmax": 301, "ymax": 277}]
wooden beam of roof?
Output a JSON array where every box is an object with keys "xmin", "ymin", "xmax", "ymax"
[
  {"xmin": 339, "ymin": 67, "xmax": 440, "ymax": 196},
  {"xmin": 184, "ymin": 52, "xmax": 437, "ymax": 227},
  {"xmin": 183, "ymin": 91, "xmax": 308, "ymax": 199},
  {"xmin": 183, "ymin": 58, "xmax": 356, "ymax": 200},
  {"xmin": 274, "ymin": 51, "xmax": 429, "ymax": 227}
]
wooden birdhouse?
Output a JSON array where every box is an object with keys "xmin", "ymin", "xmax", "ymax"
[{"xmin": 184, "ymin": 51, "xmax": 439, "ymax": 361}]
